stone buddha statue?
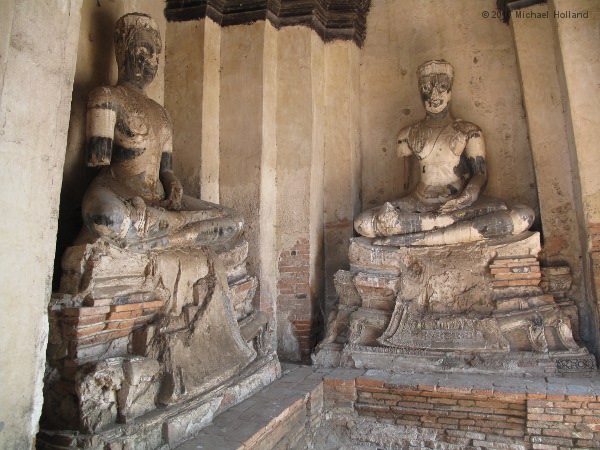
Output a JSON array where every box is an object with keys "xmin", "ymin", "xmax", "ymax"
[
  {"xmin": 354, "ymin": 60, "xmax": 534, "ymax": 246},
  {"xmin": 81, "ymin": 13, "xmax": 242, "ymax": 250}
]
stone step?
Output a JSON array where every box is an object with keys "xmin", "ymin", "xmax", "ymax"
[{"xmin": 175, "ymin": 363, "xmax": 330, "ymax": 450}]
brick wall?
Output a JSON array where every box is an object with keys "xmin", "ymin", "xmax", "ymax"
[
  {"xmin": 527, "ymin": 396, "xmax": 600, "ymax": 449},
  {"xmin": 322, "ymin": 369, "xmax": 600, "ymax": 449},
  {"xmin": 277, "ymin": 239, "xmax": 314, "ymax": 360},
  {"xmin": 353, "ymin": 375, "xmax": 528, "ymax": 448},
  {"xmin": 589, "ymin": 223, "xmax": 600, "ymax": 304}
]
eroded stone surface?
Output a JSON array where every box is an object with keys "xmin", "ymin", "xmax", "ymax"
[{"xmin": 315, "ymin": 232, "xmax": 593, "ymax": 374}]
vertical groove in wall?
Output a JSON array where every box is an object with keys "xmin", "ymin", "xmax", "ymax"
[
  {"xmin": 200, "ymin": 18, "xmax": 221, "ymax": 203},
  {"xmin": 259, "ymin": 22, "xmax": 279, "ymax": 350},
  {"xmin": 309, "ymin": 31, "xmax": 325, "ymax": 342}
]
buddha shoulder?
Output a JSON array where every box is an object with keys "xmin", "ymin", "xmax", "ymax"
[
  {"xmin": 452, "ymin": 119, "xmax": 482, "ymax": 140},
  {"xmin": 87, "ymin": 86, "xmax": 118, "ymax": 111}
]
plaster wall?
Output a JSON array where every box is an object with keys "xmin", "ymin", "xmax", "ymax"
[
  {"xmin": 550, "ymin": 0, "xmax": 600, "ymax": 352},
  {"xmin": 322, "ymin": 42, "xmax": 361, "ymax": 314},
  {"xmin": 259, "ymin": 22, "xmax": 279, "ymax": 346},
  {"xmin": 359, "ymin": 0, "xmax": 539, "ymax": 215},
  {"xmin": 200, "ymin": 18, "xmax": 221, "ymax": 204},
  {"xmin": 274, "ymin": 26, "xmax": 315, "ymax": 360},
  {"xmin": 551, "ymin": 0, "xmax": 600, "ymax": 227},
  {"xmin": 55, "ymin": 0, "xmax": 167, "ymax": 287},
  {"xmin": 165, "ymin": 19, "xmax": 204, "ymax": 199},
  {"xmin": 219, "ymin": 22, "xmax": 265, "ymax": 278},
  {"xmin": 510, "ymin": 3, "xmax": 587, "ymax": 339},
  {"xmin": 0, "ymin": 0, "xmax": 82, "ymax": 447}
]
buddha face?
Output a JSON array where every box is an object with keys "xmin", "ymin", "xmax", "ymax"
[
  {"xmin": 419, "ymin": 73, "xmax": 452, "ymax": 114},
  {"xmin": 121, "ymin": 29, "xmax": 161, "ymax": 88}
]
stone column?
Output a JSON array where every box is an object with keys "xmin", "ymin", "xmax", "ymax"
[
  {"xmin": 165, "ymin": 19, "xmax": 205, "ymax": 199},
  {"xmin": 274, "ymin": 26, "xmax": 321, "ymax": 361},
  {"xmin": 510, "ymin": 3, "xmax": 588, "ymax": 336},
  {"xmin": 0, "ymin": 0, "xmax": 82, "ymax": 447},
  {"xmin": 259, "ymin": 22, "xmax": 279, "ymax": 350},
  {"xmin": 550, "ymin": 0, "xmax": 600, "ymax": 352},
  {"xmin": 323, "ymin": 42, "xmax": 361, "ymax": 318},
  {"xmin": 200, "ymin": 19, "xmax": 222, "ymax": 204},
  {"xmin": 219, "ymin": 21, "xmax": 266, "ymax": 278}
]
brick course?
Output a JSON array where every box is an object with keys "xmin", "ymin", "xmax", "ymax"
[{"xmin": 277, "ymin": 239, "xmax": 315, "ymax": 359}]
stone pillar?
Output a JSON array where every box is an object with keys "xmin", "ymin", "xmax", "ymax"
[
  {"xmin": 274, "ymin": 26, "xmax": 321, "ymax": 361},
  {"xmin": 219, "ymin": 21, "xmax": 266, "ymax": 278},
  {"xmin": 550, "ymin": 0, "xmax": 600, "ymax": 352},
  {"xmin": 322, "ymin": 42, "xmax": 361, "ymax": 318},
  {"xmin": 200, "ymin": 19, "xmax": 222, "ymax": 204},
  {"xmin": 259, "ymin": 22, "xmax": 279, "ymax": 350},
  {"xmin": 165, "ymin": 19, "xmax": 205, "ymax": 198},
  {"xmin": 510, "ymin": 3, "xmax": 587, "ymax": 335},
  {"xmin": 0, "ymin": 0, "xmax": 82, "ymax": 447}
]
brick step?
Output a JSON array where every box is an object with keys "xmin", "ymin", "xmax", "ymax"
[{"xmin": 175, "ymin": 364, "xmax": 326, "ymax": 450}]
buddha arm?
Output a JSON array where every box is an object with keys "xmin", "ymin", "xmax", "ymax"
[
  {"xmin": 461, "ymin": 134, "xmax": 487, "ymax": 200},
  {"xmin": 438, "ymin": 131, "xmax": 487, "ymax": 213},
  {"xmin": 158, "ymin": 128, "xmax": 183, "ymax": 210},
  {"xmin": 85, "ymin": 87, "xmax": 117, "ymax": 167}
]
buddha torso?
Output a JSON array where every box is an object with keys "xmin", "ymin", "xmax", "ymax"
[
  {"xmin": 89, "ymin": 84, "xmax": 171, "ymax": 203},
  {"xmin": 399, "ymin": 117, "xmax": 480, "ymax": 205}
]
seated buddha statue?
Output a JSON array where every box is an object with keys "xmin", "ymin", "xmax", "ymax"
[
  {"xmin": 354, "ymin": 60, "xmax": 534, "ymax": 246},
  {"xmin": 81, "ymin": 13, "xmax": 242, "ymax": 250}
]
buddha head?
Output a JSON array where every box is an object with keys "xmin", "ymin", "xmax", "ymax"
[
  {"xmin": 417, "ymin": 60, "xmax": 454, "ymax": 115},
  {"xmin": 114, "ymin": 13, "xmax": 162, "ymax": 89}
]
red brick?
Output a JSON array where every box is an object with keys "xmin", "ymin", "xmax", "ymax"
[
  {"xmin": 110, "ymin": 302, "xmax": 145, "ymax": 313},
  {"xmin": 63, "ymin": 306, "xmax": 110, "ymax": 316},
  {"xmin": 528, "ymin": 413, "xmax": 564, "ymax": 422},
  {"xmin": 334, "ymin": 385, "xmax": 356, "ymax": 395},
  {"xmin": 428, "ymin": 397, "xmax": 458, "ymax": 406},
  {"xmin": 76, "ymin": 328, "xmax": 131, "ymax": 347},
  {"xmin": 493, "ymin": 279, "xmax": 540, "ymax": 287},
  {"xmin": 356, "ymin": 377, "xmax": 385, "ymax": 388},
  {"xmin": 65, "ymin": 323, "xmax": 106, "ymax": 337},
  {"xmin": 104, "ymin": 318, "xmax": 137, "ymax": 331},
  {"xmin": 527, "ymin": 393, "xmax": 547, "ymax": 400},
  {"xmin": 545, "ymin": 394, "xmax": 566, "ymax": 401},
  {"xmin": 62, "ymin": 314, "xmax": 106, "ymax": 326},
  {"xmin": 82, "ymin": 297, "xmax": 113, "ymax": 307},
  {"xmin": 553, "ymin": 401, "xmax": 583, "ymax": 408},
  {"xmin": 566, "ymin": 394, "xmax": 595, "ymax": 402}
]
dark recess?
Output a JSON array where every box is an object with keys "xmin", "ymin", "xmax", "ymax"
[{"xmin": 164, "ymin": 0, "xmax": 371, "ymax": 47}]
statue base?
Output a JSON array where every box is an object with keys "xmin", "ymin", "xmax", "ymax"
[
  {"xmin": 37, "ymin": 355, "xmax": 280, "ymax": 449},
  {"xmin": 314, "ymin": 232, "xmax": 595, "ymax": 374},
  {"xmin": 40, "ymin": 238, "xmax": 278, "ymax": 447}
]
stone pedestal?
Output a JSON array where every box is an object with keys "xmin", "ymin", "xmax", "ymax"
[
  {"xmin": 314, "ymin": 232, "xmax": 595, "ymax": 374},
  {"xmin": 39, "ymin": 238, "xmax": 279, "ymax": 448}
]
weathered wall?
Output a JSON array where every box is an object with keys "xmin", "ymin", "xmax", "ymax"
[
  {"xmin": 0, "ymin": 0, "xmax": 82, "ymax": 447},
  {"xmin": 322, "ymin": 42, "xmax": 361, "ymax": 319},
  {"xmin": 55, "ymin": 0, "xmax": 167, "ymax": 288},
  {"xmin": 164, "ymin": 19, "xmax": 204, "ymax": 199},
  {"xmin": 550, "ymin": 0, "xmax": 600, "ymax": 353},
  {"xmin": 360, "ymin": 0, "xmax": 539, "ymax": 215},
  {"xmin": 510, "ymin": 3, "xmax": 587, "ymax": 339}
]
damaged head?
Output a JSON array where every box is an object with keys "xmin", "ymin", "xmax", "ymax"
[
  {"xmin": 114, "ymin": 13, "xmax": 162, "ymax": 89},
  {"xmin": 417, "ymin": 60, "xmax": 454, "ymax": 114}
]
